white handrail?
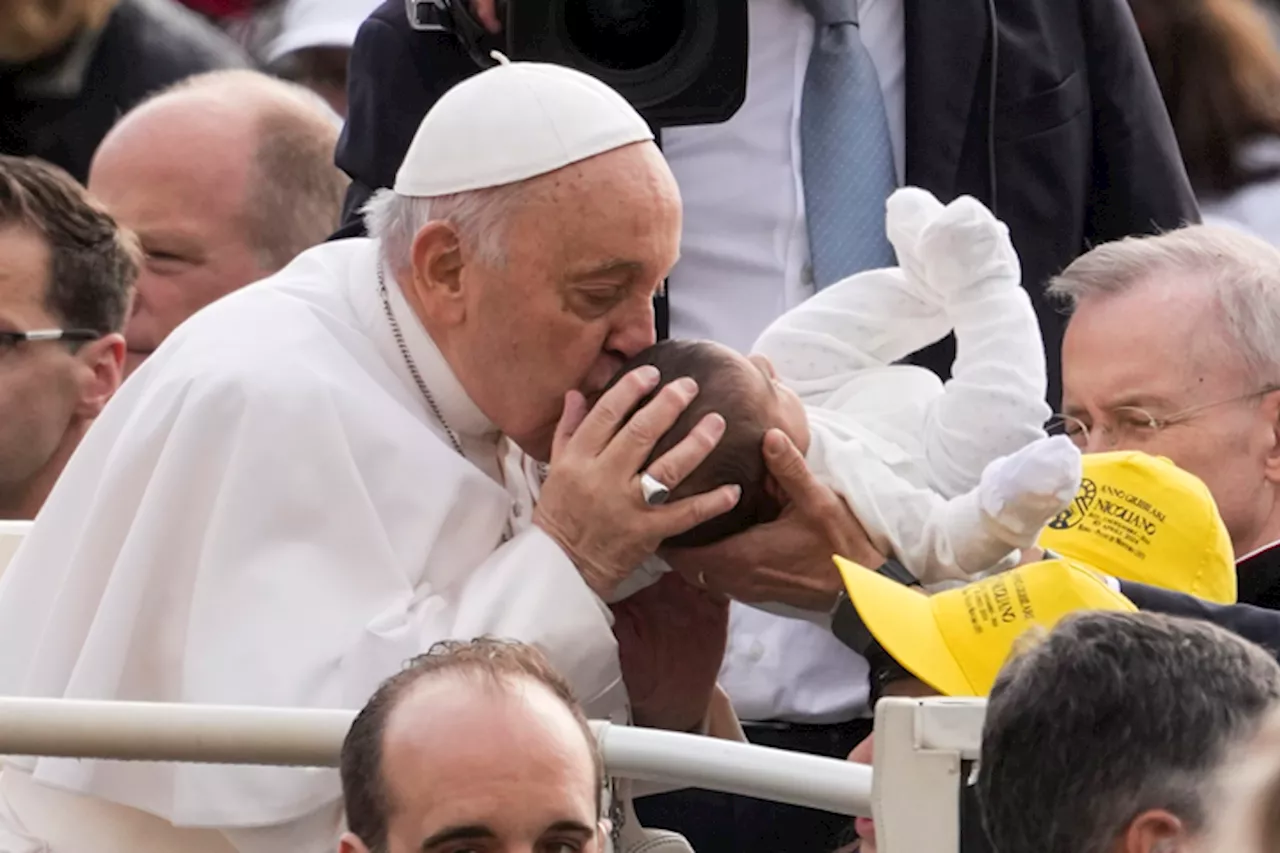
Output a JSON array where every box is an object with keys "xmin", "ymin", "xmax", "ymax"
[{"xmin": 0, "ymin": 698, "xmax": 872, "ymax": 817}]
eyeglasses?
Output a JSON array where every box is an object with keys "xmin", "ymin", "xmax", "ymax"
[
  {"xmin": 0, "ymin": 328, "xmax": 102, "ymax": 353},
  {"xmin": 1048, "ymin": 384, "xmax": 1280, "ymax": 448}
]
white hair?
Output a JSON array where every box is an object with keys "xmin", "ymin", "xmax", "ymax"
[
  {"xmin": 1048, "ymin": 225, "xmax": 1280, "ymax": 383},
  {"xmin": 362, "ymin": 182, "xmax": 531, "ymax": 274}
]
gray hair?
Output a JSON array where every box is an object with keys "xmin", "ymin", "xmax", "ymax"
[
  {"xmin": 977, "ymin": 611, "xmax": 1280, "ymax": 853},
  {"xmin": 1047, "ymin": 225, "xmax": 1280, "ymax": 383},
  {"xmin": 362, "ymin": 181, "xmax": 530, "ymax": 274},
  {"xmin": 142, "ymin": 69, "xmax": 348, "ymax": 271}
]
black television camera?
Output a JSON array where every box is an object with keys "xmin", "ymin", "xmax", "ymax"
[{"xmin": 404, "ymin": 0, "xmax": 748, "ymax": 128}]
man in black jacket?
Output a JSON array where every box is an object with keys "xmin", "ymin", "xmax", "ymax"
[{"xmin": 0, "ymin": 0, "xmax": 249, "ymax": 184}]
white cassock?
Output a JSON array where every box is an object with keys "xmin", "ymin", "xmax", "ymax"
[{"xmin": 0, "ymin": 238, "xmax": 627, "ymax": 853}]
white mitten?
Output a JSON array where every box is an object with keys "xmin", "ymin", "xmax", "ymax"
[
  {"xmin": 916, "ymin": 194, "xmax": 1021, "ymax": 306},
  {"xmin": 978, "ymin": 436, "xmax": 1082, "ymax": 545},
  {"xmin": 885, "ymin": 186, "xmax": 946, "ymax": 303}
]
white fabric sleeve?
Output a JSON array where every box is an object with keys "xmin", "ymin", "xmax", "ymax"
[
  {"xmin": 906, "ymin": 197, "xmax": 1052, "ymax": 498},
  {"xmin": 920, "ymin": 285, "xmax": 1052, "ymax": 500},
  {"xmin": 750, "ymin": 267, "xmax": 952, "ymax": 406}
]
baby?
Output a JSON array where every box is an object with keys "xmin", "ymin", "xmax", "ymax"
[{"xmin": 607, "ymin": 187, "xmax": 1081, "ymax": 586}]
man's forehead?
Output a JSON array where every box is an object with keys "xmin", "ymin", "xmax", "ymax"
[
  {"xmin": 0, "ymin": 226, "xmax": 53, "ymax": 320},
  {"xmin": 1063, "ymin": 274, "xmax": 1243, "ymax": 405}
]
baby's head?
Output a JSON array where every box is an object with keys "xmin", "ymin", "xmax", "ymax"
[{"xmin": 597, "ymin": 340, "xmax": 809, "ymax": 548}]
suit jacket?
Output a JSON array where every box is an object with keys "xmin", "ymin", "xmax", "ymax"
[{"xmin": 332, "ymin": 0, "xmax": 1200, "ymax": 405}]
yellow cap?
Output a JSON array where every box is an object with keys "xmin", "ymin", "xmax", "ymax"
[
  {"xmin": 1038, "ymin": 451, "xmax": 1236, "ymax": 604},
  {"xmin": 836, "ymin": 556, "xmax": 1136, "ymax": 697}
]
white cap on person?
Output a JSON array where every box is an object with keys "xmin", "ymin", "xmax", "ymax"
[{"xmin": 393, "ymin": 53, "xmax": 655, "ymax": 198}]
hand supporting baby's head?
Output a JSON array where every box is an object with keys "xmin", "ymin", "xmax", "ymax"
[{"xmin": 595, "ymin": 340, "xmax": 792, "ymax": 547}]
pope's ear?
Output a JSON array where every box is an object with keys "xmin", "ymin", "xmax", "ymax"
[
  {"xmin": 408, "ymin": 220, "xmax": 467, "ymax": 324},
  {"xmin": 1262, "ymin": 389, "xmax": 1280, "ymax": 485}
]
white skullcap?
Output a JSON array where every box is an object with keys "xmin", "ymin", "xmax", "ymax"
[
  {"xmin": 393, "ymin": 55, "xmax": 655, "ymax": 198},
  {"xmin": 265, "ymin": 0, "xmax": 380, "ymax": 64}
]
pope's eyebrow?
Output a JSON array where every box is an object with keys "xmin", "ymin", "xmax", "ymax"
[{"xmin": 567, "ymin": 260, "xmax": 643, "ymax": 281}]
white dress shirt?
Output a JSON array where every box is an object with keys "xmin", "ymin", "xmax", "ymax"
[
  {"xmin": 663, "ymin": 0, "xmax": 905, "ymax": 353},
  {"xmin": 663, "ymin": 0, "xmax": 906, "ymax": 724}
]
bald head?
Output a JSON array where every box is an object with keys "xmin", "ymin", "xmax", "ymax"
[
  {"xmin": 340, "ymin": 640, "xmax": 605, "ymax": 853},
  {"xmin": 89, "ymin": 69, "xmax": 347, "ymax": 373}
]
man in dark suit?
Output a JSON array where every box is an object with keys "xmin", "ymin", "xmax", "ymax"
[
  {"xmin": 331, "ymin": 4, "xmax": 1196, "ymax": 852},
  {"xmin": 0, "ymin": 0, "xmax": 249, "ymax": 184}
]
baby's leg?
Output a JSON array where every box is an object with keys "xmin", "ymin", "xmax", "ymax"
[{"xmin": 913, "ymin": 197, "xmax": 1051, "ymax": 498}]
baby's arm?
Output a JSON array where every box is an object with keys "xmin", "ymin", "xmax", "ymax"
[
  {"xmin": 908, "ymin": 196, "xmax": 1052, "ymax": 498},
  {"xmin": 752, "ymin": 190, "xmax": 961, "ymax": 403},
  {"xmin": 751, "ymin": 268, "xmax": 952, "ymax": 405},
  {"xmin": 818, "ymin": 430, "xmax": 1080, "ymax": 585}
]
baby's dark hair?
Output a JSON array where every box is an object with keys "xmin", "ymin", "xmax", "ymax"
[{"xmin": 597, "ymin": 340, "xmax": 781, "ymax": 548}]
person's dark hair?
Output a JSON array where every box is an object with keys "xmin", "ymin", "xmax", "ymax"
[
  {"xmin": 1128, "ymin": 0, "xmax": 1280, "ymax": 195},
  {"xmin": 0, "ymin": 155, "xmax": 137, "ymax": 334},
  {"xmin": 978, "ymin": 611, "xmax": 1280, "ymax": 853},
  {"xmin": 340, "ymin": 638, "xmax": 603, "ymax": 853},
  {"xmin": 597, "ymin": 340, "xmax": 782, "ymax": 548}
]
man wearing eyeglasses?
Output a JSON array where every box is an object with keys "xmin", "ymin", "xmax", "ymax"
[
  {"xmin": 1052, "ymin": 224, "xmax": 1280, "ymax": 609},
  {"xmin": 0, "ymin": 155, "xmax": 134, "ymax": 520}
]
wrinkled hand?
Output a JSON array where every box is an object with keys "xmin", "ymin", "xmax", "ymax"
[
  {"xmin": 665, "ymin": 429, "xmax": 886, "ymax": 612},
  {"xmin": 612, "ymin": 573, "xmax": 729, "ymax": 731},
  {"xmin": 533, "ymin": 367, "xmax": 741, "ymax": 600},
  {"xmin": 467, "ymin": 0, "xmax": 502, "ymax": 32}
]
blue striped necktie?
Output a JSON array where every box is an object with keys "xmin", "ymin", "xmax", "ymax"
[{"xmin": 799, "ymin": 0, "xmax": 898, "ymax": 288}]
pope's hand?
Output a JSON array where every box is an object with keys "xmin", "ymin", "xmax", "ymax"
[
  {"xmin": 665, "ymin": 429, "xmax": 885, "ymax": 612},
  {"xmin": 534, "ymin": 366, "xmax": 741, "ymax": 600},
  {"xmin": 467, "ymin": 0, "xmax": 502, "ymax": 33},
  {"xmin": 612, "ymin": 572, "xmax": 729, "ymax": 732}
]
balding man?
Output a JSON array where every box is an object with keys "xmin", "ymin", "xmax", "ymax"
[
  {"xmin": 88, "ymin": 69, "xmax": 348, "ymax": 375},
  {"xmin": 1051, "ymin": 226, "xmax": 1280, "ymax": 608},
  {"xmin": 339, "ymin": 638, "xmax": 610, "ymax": 853}
]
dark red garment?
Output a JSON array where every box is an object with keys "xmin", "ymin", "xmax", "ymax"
[{"xmin": 177, "ymin": 0, "xmax": 254, "ymax": 20}]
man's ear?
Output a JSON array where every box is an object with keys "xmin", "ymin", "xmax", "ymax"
[
  {"xmin": 338, "ymin": 832, "xmax": 373, "ymax": 853},
  {"xmin": 408, "ymin": 220, "xmax": 467, "ymax": 327},
  {"xmin": 1262, "ymin": 390, "xmax": 1280, "ymax": 485},
  {"xmin": 73, "ymin": 332, "xmax": 125, "ymax": 419},
  {"xmin": 1118, "ymin": 808, "xmax": 1185, "ymax": 853},
  {"xmin": 596, "ymin": 818, "xmax": 611, "ymax": 851}
]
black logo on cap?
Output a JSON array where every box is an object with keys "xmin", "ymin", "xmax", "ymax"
[{"xmin": 1048, "ymin": 478, "xmax": 1096, "ymax": 531}]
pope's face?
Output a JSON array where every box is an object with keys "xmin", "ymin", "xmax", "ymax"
[{"xmin": 447, "ymin": 142, "xmax": 681, "ymax": 460}]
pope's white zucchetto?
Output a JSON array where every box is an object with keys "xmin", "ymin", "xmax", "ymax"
[{"xmin": 393, "ymin": 54, "xmax": 656, "ymax": 198}]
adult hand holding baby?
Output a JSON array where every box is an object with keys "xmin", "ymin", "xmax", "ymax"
[
  {"xmin": 535, "ymin": 366, "xmax": 740, "ymax": 601},
  {"xmin": 665, "ymin": 428, "xmax": 886, "ymax": 612}
]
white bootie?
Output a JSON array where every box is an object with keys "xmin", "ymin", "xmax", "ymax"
[
  {"xmin": 916, "ymin": 194, "xmax": 1021, "ymax": 305},
  {"xmin": 978, "ymin": 436, "xmax": 1083, "ymax": 545}
]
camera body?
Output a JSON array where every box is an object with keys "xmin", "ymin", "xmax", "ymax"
[{"xmin": 405, "ymin": 0, "xmax": 747, "ymax": 128}]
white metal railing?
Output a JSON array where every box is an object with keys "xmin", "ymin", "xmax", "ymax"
[
  {"xmin": 0, "ymin": 695, "xmax": 985, "ymax": 853},
  {"xmin": 0, "ymin": 697, "xmax": 870, "ymax": 816}
]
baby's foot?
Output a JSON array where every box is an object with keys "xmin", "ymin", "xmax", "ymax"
[
  {"xmin": 978, "ymin": 436, "xmax": 1082, "ymax": 545},
  {"xmin": 885, "ymin": 186, "xmax": 946, "ymax": 301},
  {"xmin": 916, "ymin": 195, "xmax": 1021, "ymax": 304}
]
